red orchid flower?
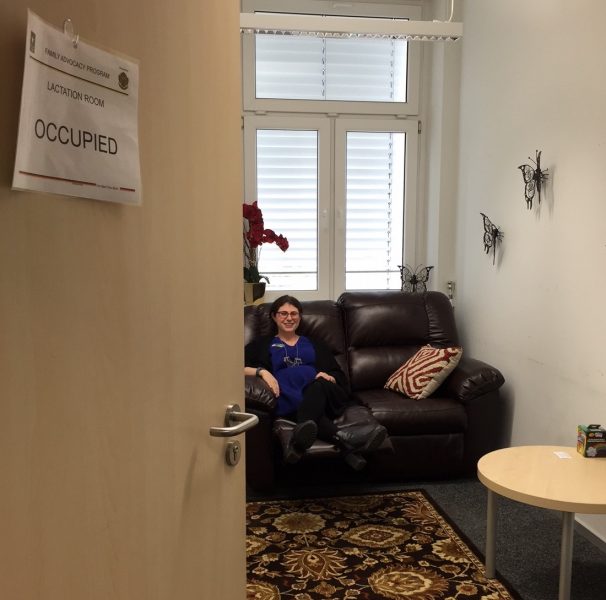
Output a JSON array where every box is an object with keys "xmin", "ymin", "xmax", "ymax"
[{"xmin": 243, "ymin": 201, "xmax": 289, "ymax": 283}]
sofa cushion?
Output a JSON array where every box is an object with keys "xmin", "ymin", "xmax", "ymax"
[
  {"xmin": 353, "ymin": 389, "xmax": 467, "ymax": 436},
  {"xmin": 385, "ymin": 345, "xmax": 462, "ymax": 399},
  {"xmin": 338, "ymin": 291, "xmax": 460, "ymax": 391},
  {"xmin": 339, "ymin": 291, "xmax": 459, "ymax": 347}
]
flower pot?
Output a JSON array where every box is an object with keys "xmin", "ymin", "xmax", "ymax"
[{"xmin": 244, "ymin": 282, "xmax": 266, "ymax": 305}]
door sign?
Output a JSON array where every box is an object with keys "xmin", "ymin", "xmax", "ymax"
[{"xmin": 12, "ymin": 10, "xmax": 142, "ymax": 205}]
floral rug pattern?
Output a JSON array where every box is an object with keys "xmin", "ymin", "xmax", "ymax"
[{"xmin": 246, "ymin": 491, "xmax": 518, "ymax": 600}]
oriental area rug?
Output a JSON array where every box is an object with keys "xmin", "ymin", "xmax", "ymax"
[{"xmin": 246, "ymin": 490, "xmax": 519, "ymax": 600}]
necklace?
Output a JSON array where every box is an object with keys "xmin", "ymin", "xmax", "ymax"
[{"xmin": 282, "ymin": 339, "xmax": 302, "ymax": 368}]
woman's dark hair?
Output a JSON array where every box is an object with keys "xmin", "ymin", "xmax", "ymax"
[{"xmin": 269, "ymin": 295, "xmax": 303, "ymax": 317}]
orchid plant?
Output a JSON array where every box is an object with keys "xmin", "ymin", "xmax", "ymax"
[{"xmin": 243, "ymin": 201, "xmax": 289, "ymax": 284}]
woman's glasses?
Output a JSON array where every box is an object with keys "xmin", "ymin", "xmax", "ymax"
[{"xmin": 276, "ymin": 311, "xmax": 300, "ymax": 319}]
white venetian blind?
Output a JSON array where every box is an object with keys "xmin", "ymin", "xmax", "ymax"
[
  {"xmin": 256, "ymin": 129, "xmax": 319, "ymax": 290},
  {"xmin": 255, "ymin": 34, "xmax": 407, "ymax": 102},
  {"xmin": 255, "ymin": 36, "xmax": 325, "ymax": 100},
  {"xmin": 345, "ymin": 131, "xmax": 405, "ymax": 290}
]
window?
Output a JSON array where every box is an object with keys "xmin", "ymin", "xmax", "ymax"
[
  {"xmin": 246, "ymin": 120, "xmax": 330, "ymax": 292},
  {"xmin": 242, "ymin": 0, "xmax": 421, "ymax": 300},
  {"xmin": 336, "ymin": 121, "xmax": 418, "ymax": 291},
  {"xmin": 255, "ymin": 35, "xmax": 408, "ymax": 103},
  {"xmin": 242, "ymin": 0, "xmax": 421, "ymax": 115}
]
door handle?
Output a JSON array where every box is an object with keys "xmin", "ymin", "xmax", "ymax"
[{"xmin": 209, "ymin": 404, "xmax": 259, "ymax": 437}]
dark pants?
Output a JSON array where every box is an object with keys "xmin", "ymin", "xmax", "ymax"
[{"xmin": 292, "ymin": 379, "xmax": 348, "ymax": 441}]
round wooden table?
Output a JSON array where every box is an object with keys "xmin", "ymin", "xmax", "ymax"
[{"xmin": 477, "ymin": 445, "xmax": 606, "ymax": 600}]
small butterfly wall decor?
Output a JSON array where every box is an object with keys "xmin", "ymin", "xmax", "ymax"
[
  {"xmin": 398, "ymin": 264, "xmax": 433, "ymax": 293},
  {"xmin": 480, "ymin": 213, "xmax": 504, "ymax": 265},
  {"xmin": 518, "ymin": 149, "xmax": 548, "ymax": 209}
]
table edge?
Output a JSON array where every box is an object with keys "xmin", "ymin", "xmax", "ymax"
[{"xmin": 477, "ymin": 446, "xmax": 606, "ymax": 514}]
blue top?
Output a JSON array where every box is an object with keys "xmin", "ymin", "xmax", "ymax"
[{"xmin": 269, "ymin": 336, "xmax": 317, "ymax": 416}]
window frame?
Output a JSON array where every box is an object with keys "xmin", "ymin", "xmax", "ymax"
[
  {"xmin": 244, "ymin": 115, "xmax": 419, "ymax": 301},
  {"xmin": 241, "ymin": 0, "xmax": 422, "ymax": 115},
  {"xmin": 243, "ymin": 115, "xmax": 332, "ymax": 300}
]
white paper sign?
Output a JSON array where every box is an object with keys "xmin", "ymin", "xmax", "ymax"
[{"xmin": 12, "ymin": 10, "xmax": 142, "ymax": 205}]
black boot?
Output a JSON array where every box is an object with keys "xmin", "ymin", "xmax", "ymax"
[
  {"xmin": 283, "ymin": 420, "xmax": 318, "ymax": 464},
  {"xmin": 334, "ymin": 423, "xmax": 388, "ymax": 455}
]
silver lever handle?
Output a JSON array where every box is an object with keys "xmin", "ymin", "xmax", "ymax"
[{"xmin": 209, "ymin": 404, "xmax": 259, "ymax": 437}]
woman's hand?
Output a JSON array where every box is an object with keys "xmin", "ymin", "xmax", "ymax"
[
  {"xmin": 315, "ymin": 371, "xmax": 336, "ymax": 384},
  {"xmin": 260, "ymin": 370, "xmax": 280, "ymax": 397}
]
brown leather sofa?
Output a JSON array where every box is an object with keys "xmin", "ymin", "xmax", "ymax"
[{"xmin": 244, "ymin": 290, "xmax": 508, "ymax": 491}]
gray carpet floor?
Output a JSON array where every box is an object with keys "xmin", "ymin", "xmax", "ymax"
[{"xmin": 247, "ymin": 477, "xmax": 606, "ymax": 600}]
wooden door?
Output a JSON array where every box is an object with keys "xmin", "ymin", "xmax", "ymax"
[{"xmin": 0, "ymin": 1, "xmax": 246, "ymax": 599}]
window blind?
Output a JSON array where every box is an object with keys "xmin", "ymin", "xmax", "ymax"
[
  {"xmin": 345, "ymin": 131, "xmax": 405, "ymax": 290},
  {"xmin": 255, "ymin": 34, "xmax": 407, "ymax": 102},
  {"xmin": 256, "ymin": 36, "xmax": 325, "ymax": 100},
  {"xmin": 256, "ymin": 129, "xmax": 319, "ymax": 290}
]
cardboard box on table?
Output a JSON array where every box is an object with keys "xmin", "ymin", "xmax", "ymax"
[{"xmin": 577, "ymin": 424, "xmax": 606, "ymax": 458}]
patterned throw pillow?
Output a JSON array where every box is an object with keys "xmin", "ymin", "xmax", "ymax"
[{"xmin": 384, "ymin": 345, "xmax": 463, "ymax": 400}]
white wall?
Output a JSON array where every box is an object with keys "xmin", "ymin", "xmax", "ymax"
[
  {"xmin": 455, "ymin": 0, "xmax": 606, "ymax": 539},
  {"xmin": 423, "ymin": 31, "xmax": 461, "ymax": 293}
]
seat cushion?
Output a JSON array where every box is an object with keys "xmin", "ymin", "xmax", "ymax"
[{"xmin": 353, "ymin": 388, "xmax": 467, "ymax": 436}]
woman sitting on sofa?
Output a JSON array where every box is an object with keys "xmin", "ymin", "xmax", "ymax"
[{"xmin": 244, "ymin": 294, "xmax": 387, "ymax": 466}]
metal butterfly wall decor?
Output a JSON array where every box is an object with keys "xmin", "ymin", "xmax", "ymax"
[
  {"xmin": 398, "ymin": 264, "xmax": 433, "ymax": 293},
  {"xmin": 518, "ymin": 149, "xmax": 548, "ymax": 209},
  {"xmin": 480, "ymin": 213, "xmax": 504, "ymax": 265}
]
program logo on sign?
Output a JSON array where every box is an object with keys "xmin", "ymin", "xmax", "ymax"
[{"xmin": 118, "ymin": 71, "xmax": 129, "ymax": 90}]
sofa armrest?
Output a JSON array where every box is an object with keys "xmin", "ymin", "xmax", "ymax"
[
  {"xmin": 244, "ymin": 375, "xmax": 278, "ymax": 491},
  {"xmin": 444, "ymin": 356, "xmax": 505, "ymax": 404},
  {"xmin": 245, "ymin": 375, "xmax": 278, "ymax": 413}
]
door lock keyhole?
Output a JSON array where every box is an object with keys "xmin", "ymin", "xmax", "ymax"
[{"xmin": 225, "ymin": 440, "xmax": 241, "ymax": 466}]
